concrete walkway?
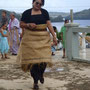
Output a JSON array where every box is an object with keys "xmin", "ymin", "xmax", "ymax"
[{"xmin": 0, "ymin": 50, "xmax": 90, "ymax": 90}]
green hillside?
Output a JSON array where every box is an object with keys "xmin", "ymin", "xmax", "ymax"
[
  {"xmin": 49, "ymin": 12, "xmax": 69, "ymax": 18},
  {"xmin": 66, "ymin": 9, "xmax": 90, "ymax": 20},
  {"xmin": 0, "ymin": 9, "xmax": 63, "ymax": 22},
  {"xmin": 0, "ymin": 9, "xmax": 21, "ymax": 21},
  {"xmin": 0, "ymin": 9, "xmax": 90, "ymax": 22}
]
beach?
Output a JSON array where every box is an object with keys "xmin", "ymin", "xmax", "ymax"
[{"xmin": 0, "ymin": 49, "xmax": 90, "ymax": 90}]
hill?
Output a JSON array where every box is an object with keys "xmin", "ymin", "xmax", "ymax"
[
  {"xmin": 49, "ymin": 12, "xmax": 69, "ymax": 18},
  {"xmin": 66, "ymin": 9, "xmax": 90, "ymax": 20},
  {"xmin": 0, "ymin": 9, "xmax": 21, "ymax": 21},
  {"xmin": 1, "ymin": 9, "xmax": 90, "ymax": 22},
  {"xmin": 49, "ymin": 12, "xmax": 69, "ymax": 22},
  {"xmin": 0, "ymin": 9, "xmax": 64, "ymax": 22}
]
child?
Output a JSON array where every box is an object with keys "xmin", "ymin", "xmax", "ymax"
[
  {"xmin": 0, "ymin": 24, "xmax": 9, "ymax": 59},
  {"xmin": 51, "ymin": 26, "xmax": 58, "ymax": 56}
]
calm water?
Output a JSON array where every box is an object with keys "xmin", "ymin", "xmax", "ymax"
[{"xmin": 52, "ymin": 20, "xmax": 90, "ymax": 32}]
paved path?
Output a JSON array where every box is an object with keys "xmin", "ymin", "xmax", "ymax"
[{"xmin": 0, "ymin": 50, "xmax": 90, "ymax": 90}]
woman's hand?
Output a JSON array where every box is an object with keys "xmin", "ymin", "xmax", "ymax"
[
  {"xmin": 27, "ymin": 23, "xmax": 37, "ymax": 29},
  {"xmin": 53, "ymin": 36, "xmax": 57, "ymax": 46},
  {"xmin": 20, "ymin": 21, "xmax": 37, "ymax": 29}
]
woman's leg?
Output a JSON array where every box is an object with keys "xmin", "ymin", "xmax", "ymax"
[
  {"xmin": 30, "ymin": 63, "xmax": 47, "ymax": 89},
  {"xmin": 5, "ymin": 53, "xmax": 7, "ymax": 58},
  {"xmin": 30, "ymin": 64, "xmax": 39, "ymax": 84},
  {"xmin": 1, "ymin": 53, "xmax": 4, "ymax": 59},
  {"xmin": 39, "ymin": 63, "xmax": 47, "ymax": 84},
  {"xmin": 62, "ymin": 48, "xmax": 65, "ymax": 58},
  {"xmin": 12, "ymin": 40, "xmax": 19, "ymax": 55},
  {"xmin": 30, "ymin": 64, "xmax": 39, "ymax": 89},
  {"xmin": 4, "ymin": 53, "xmax": 10, "ymax": 59}
]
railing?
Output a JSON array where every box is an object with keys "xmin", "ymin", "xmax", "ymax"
[{"xmin": 65, "ymin": 23, "xmax": 90, "ymax": 63}]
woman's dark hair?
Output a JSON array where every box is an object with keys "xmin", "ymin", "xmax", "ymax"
[
  {"xmin": 2, "ymin": 10, "xmax": 7, "ymax": 14},
  {"xmin": 33, "ymin": 0, "xmax": 45, "ymax": 6},
  {"xmin": 65, "ymin": 19, "xmax": 69, "ymax": 23},
  {"xmin": 53, "ymin": 26, "xmax": 57, "ymax": 30},
  {"xmin": 0, "ymin": 23, "xmax": 8, "ymax": 30},
  {"xmin": 1, "ymin": 23, "xmax": 6, "ymax": 28}
]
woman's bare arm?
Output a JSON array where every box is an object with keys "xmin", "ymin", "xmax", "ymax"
[
  {"xmin": 0, "ymin": 30, "xmax": 8, "ymax": 37},
  {"xmin": 47, "ymin": 20, "xmax": 57, "ymax": 45}
]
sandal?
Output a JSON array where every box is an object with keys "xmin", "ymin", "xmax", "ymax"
[
  {"xmin": 52, "ymin": 52, "xmax": 55, "ymax": 56},
  {"xmin": 5, "ymin": 57, "xmax": 10, "ymax": 59},
  {"xmin": 40, "ymin": 77, "xmax": 44, "ymax": 84},
  {"xmin": 62, "ymin": 56, "xmax": 65, "ymax": 58},
  {"xmin": 33, "ymin": 84, "xmax": 39, "ymax": 90}
]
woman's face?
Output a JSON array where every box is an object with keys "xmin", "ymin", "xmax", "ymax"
[
  {"xmin": 33, "ymin": 0, "xmax": 42, "ymax": 10},
  {"xmin": 2, "ymin": 12, "xmax": 6, "ymax": 17},
  {"xmin": 10, "ymin": 14, "xmax": 15, "ymax": 20}
]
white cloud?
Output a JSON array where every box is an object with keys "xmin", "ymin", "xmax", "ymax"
[{"xmin": 0, "ymin": 0, "xmax": 90, "ymax": 13}]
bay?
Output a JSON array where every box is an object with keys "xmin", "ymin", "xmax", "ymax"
[{"xmin": 52, "ymin": 20, "xmax": 90, "ymax": 32}]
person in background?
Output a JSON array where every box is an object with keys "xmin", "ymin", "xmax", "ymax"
[
  {"xmin": 51, "ymin": 42, "xmax": 56, "ymax": 55},
  {"xmin": 0, "ymin": 10, "xmax": 8, "ymax": 28},
  {"xmin": 0, "ymin": 23, "xmax": 9, "ymax": 59},
  {"xmin": 8, "ymin": 13, "xmax": 20, "ymax": 55},
  {"xmin": 18, "ymin": 0, "xmax": 57, "ymax": 89},
  {"xmin": 60, "ymin": 19, "xmax": 69, "ymax": 58},
  {"xmin": 51, "ymin": 26, "xmax": 58, "ymax": 55}
]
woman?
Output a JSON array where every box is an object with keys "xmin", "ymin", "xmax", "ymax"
[
  {"xmin": 8, "ymin": 13, "xmax": 20, "ymax": 55},
  {"xmin": 18, "ymin": 0, "xmax": 57, "ymax": 89},
  {"xmin": 0, "ymin": 10, "xmax": 8, "ymax": 28},
  {"xmin": 60, "ymin": 19, "xmax": 69, "ymax": 58}
]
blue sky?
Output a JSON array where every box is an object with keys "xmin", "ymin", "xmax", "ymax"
[{"xmin": 0, "ymin": 0, "xmax": 90, "ymax": 13}]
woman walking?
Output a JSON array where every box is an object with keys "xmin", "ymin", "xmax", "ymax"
[
  {"xmin": 8, "ymin": 13, "xmax": 20, "ymax": 55},
  {"xmin": 60, "ymin": 19, "xmax": 69, "ymax": 58},
  {"xmin": 18, "ymin": 0, "xmax": 57, "ymax": 89}
]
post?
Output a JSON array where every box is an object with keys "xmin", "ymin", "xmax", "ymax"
[
  {"xmin": 82, "ymin": 32, "xmax": 86, "ymax": 59},
  {"xmin": 70, "ymin": 9, "xmax": 73, "ymax": 23},
  {"xmin": 65, "ymin": 23, "xmax": 79, "ymax": 60},
  {"xmin": 65, "ymin": 9, "xmax": 80, "ymax": 60}
]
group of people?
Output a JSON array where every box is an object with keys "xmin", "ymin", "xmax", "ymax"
[
  {"xmin": 0, "ymin": 10, "xmax": 21, "ymax": 59},
  {"xmin": 0, "ymin": 0, "xmax": 69, "ymax": 89}
]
